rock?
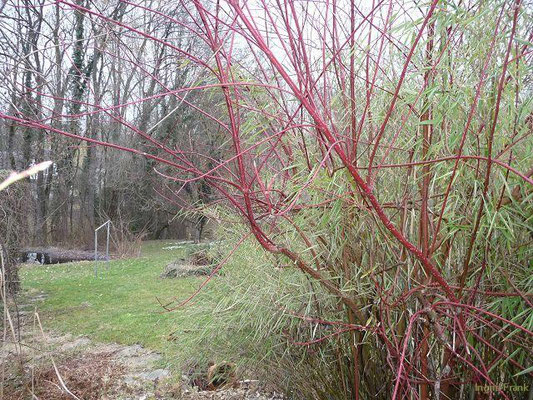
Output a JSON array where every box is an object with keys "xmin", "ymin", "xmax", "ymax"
[
  {"xmin": 138, "ymin": 368, "xmax": 170, "ymax": 381},
  {"xmin": 116, "ymin": 344, "xmax": 144, "ymax": 357}
]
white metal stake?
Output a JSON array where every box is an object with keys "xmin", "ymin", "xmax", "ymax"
[
  {"xmin": 106, "ymin": 222, "xmax": 110, "ymax": 270},
  {"xmin": 94, "ymin": 220, "xmax": 111, "ymax": 277},
  {"xmin": 94, "ymin": 230, "xmax": 98, "ymax": 278}
]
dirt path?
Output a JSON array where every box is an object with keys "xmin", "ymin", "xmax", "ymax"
[{"xmin": 2, "ymin": 295, "xmax": 282, "ymax": 399}]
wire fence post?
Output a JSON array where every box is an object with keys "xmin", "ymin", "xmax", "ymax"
[{"xmin": 94, "ymin": 220, "xmax": 111, "ymax": 277}]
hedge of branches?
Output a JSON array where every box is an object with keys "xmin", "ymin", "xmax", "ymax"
[{"xmin": 1, "ymin": 0, "xmax": 532, "ymax": 399}]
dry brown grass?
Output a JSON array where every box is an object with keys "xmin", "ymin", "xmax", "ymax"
[{"xmin": 3, "ymin": 352, "xmax": 123, "ymax": 400}]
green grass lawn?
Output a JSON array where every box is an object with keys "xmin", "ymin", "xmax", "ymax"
[{"xmin": 19, "ymin": 240, "xmax": 206, "ymax": 370}]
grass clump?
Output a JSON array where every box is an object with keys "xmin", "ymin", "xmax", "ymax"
[{"xmin": 175, "ymin": 226, "xmax": 374, "ymax": 399}]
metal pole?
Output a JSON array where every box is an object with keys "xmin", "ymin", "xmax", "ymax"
[
  {"xmin": 94, "ymin": 230, "xmax": 98, "ymax": 278},
  {"xmin": 95, "ymin": 220, "xmax": 111, "ymax": 277},
  {"xmin": 106, "ymin": 221, "xmax": 110, "ymax": 270}
]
